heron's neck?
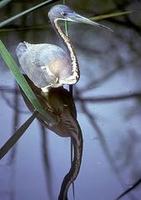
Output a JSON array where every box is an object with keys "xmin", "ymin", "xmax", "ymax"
[{"xmin": 54, "ymin": 19, "xmax": 79, "ymax": 77}]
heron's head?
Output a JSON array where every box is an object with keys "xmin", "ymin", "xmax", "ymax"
[{"xmin": 48, "ymin": 4, "xmax": 112, "ymax": 31}]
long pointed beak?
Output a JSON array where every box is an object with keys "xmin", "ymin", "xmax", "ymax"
[{"xmin": 67, "ymin": 13, "xmax": 113, "ymax": 32}]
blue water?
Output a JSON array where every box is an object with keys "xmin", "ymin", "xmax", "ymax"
[{"xmin": 1, "ymin": 5, "xmax": 141, "ymax": 200}]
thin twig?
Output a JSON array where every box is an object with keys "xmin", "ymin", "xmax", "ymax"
[
  {"xmin": 115, "ymin": 178, "xmax": 141, "ymax": 200},
  {"xmin": 0, "ymin": 0, "xmax": 59, "ymax": 28}
]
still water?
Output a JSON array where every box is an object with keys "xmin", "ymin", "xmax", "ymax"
[{"xmin": 0, "ymin": 1, "xmax": 141, "ymax": 200}]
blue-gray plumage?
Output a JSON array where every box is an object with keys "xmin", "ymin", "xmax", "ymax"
[{"xmin": 16, "ymin": 4, "xmax": 112, "ymax": 93}]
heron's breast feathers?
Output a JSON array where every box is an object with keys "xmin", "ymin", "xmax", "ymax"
[{"xmin": 16, "ymin": 42, "xmax": 79, "ymax": 88}]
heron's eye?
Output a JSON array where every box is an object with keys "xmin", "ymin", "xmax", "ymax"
[{"xmin": 61, "ymin": 12, "xmax": 67, "ymax": 17}]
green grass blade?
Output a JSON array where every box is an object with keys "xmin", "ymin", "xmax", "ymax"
[
  {"xmin": 0, "ymin": 0, "xmax": 59, "ymax": 28},
  {"xmin": 0, "ymin": 0, "xmax": 11, "ymax": 8},
  {"xmin": 63, "ymin": 0, "xmax": 68, "ymax": 36},
  {"xmin": 91, "ymin": 10, "xmax": 133, "ymax": 21},
  {"xmin": 0, "ymin": 40, "xmax": 57, "ymax": 125}
]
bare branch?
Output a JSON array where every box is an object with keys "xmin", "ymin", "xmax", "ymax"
[
  {"xmin": 116, "ymin": 178, "xmax": 141, "ymax": 200},
  {"xmin": 75, "ymin": 91, "xmax": 141, "ymax": 103}
]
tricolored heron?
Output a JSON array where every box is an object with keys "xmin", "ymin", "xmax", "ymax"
[
  {"xmin": 16, "ymin": 4, "xmax": 112, "ymax": 93},
  {"xmin": 16, "ymin": 4, "xmax": 112, "ymax": 200}
]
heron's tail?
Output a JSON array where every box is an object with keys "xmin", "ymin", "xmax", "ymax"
[{"xmin": 58, "ymin": 121, "xmax": 83, "ymax": 200}]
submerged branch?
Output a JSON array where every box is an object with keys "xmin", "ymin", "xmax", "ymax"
[
  {"xmin": 77, "ymin": 87, "xmax": 137, "ymax": 200},
  {"xmin": 75, "ymin": 91, "xmax": 141, "ymax": 103},
  {"xmin": 116, "ymin": 178, "xmax": 141, "ymax": 200},
  {"xmin": 39, "ymin": 123, "xmax": 54, "ymax": 200},
  {"xmin": 1, "ymin": 85, "xmax": 141, "ymax": 104},
  {"xmin": 8, "ymin": 83, "xmax": 20, "ymax": 164},
  {"xmin": 0, "ymin": 111, "xmax": 38, "ymax": 159}
]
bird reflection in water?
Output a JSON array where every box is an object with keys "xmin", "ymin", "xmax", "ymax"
[{"xmin": 20, "ymin": 75, "xmax": 83, "ymax": 200}]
